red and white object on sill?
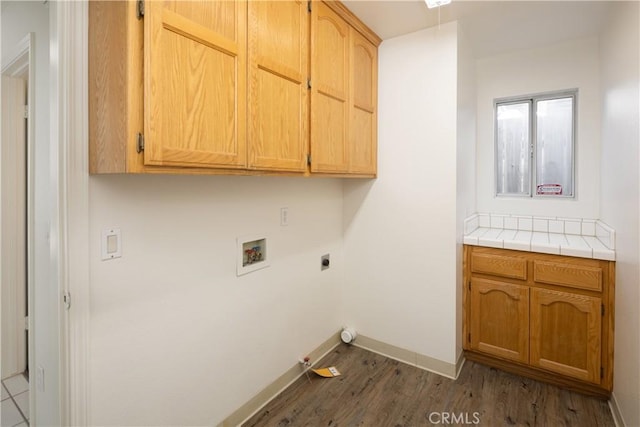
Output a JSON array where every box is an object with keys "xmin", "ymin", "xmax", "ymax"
[{"xmin": 537, "ymin": 184, "xmax": 563, "ymax": 195}]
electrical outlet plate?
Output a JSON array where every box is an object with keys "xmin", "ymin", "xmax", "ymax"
[
  {"xmin": 101, "ymin": 228, "xmax": 122, "ymax": 260},
  {"xmin": 280, "ymin": 207, "xmax": 289, "ymax": 226}
]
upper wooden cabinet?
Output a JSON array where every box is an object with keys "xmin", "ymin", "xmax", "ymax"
[
  {"xmin": 89, "ymin": 0, "xmax": 247, "ymax": 173},
  {"xmin": 310, "ymin": 2, "xmax": 378, "ymax": 174},
  {"xmin": 89, "ymin": 0, "xmax": 380, "ymax": 177}
]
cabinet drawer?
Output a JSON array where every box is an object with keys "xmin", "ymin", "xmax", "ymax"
[
  {"xmin": 533, "ymin": 261, "xmax": 602, "ymax": 291},
  {"xmin": 470, "ymin": 252, "xmax": 527, "ymax": 280}
]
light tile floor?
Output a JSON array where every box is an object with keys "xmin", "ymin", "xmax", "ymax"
[{"xmin": 1, "ymin": 373, "xmax": 29, "ymax": 427}]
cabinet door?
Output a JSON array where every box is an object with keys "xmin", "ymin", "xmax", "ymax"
[
  {"xmin": 530, "ymin": 288, "xmax": 602, "ymax": 384},
  {"xmin": 248, "ymin": 1, "xmax": 308, "ymax": 171},
  {"xmin": 144, "ymin": 0, "xmax": 247, "ymax": 168},
  {"xmin": 470, "ymin": 278, "xmax": 529, "ymax": 363},
  {"xmin": 349, "ymin": 28, "xmax": 377, "ymax": 175},
  {"xmin": 310, "ymin": 1, "xmax": 349, "ymax": 173}
]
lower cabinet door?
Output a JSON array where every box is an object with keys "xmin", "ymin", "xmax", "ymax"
[
  {"xmin": 530, "ymin": 288, "xmax": 602, "ymax": 384},
  {"xmin": 470, "ymin": 278, "xmax": 529, "ymax": 363}
]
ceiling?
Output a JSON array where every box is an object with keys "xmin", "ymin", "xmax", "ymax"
[{"xmin": 342, "ymin": 0, "xmax": 613, "ymax": 58}]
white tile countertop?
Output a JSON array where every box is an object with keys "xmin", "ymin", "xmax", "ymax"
[{"xmin": 463, "ymin": 213, "xmax": 616, "ymax": 261}]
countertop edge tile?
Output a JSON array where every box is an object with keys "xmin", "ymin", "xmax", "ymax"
[
  {"xmin": 531, "ymin": 243, "xmax": 560, "ymax": 255},
  {"xmin": 593, "ymin": 249, "xmax": 616, "ymax": 261},
  {"xmin": 504, "ymin": 240, "xmax": 531, "ymax": 251},
  {"xmin": 478, "ymin": 238, "xmax": 504, "ymax": 249},
  {"xmin": 463, "ymin": 236, "xmax": 479, "ymax": 245},
  {"xmin": 560, "ymin": 246, "xmax": 593, "ymax": 259}
]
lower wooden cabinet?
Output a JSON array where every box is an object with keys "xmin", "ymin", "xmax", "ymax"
[{"xmin": 463, "ymin": 246, "xmax": 615, "ymax": 398}]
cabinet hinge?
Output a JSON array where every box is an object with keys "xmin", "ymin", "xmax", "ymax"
[
  {"xmin": 307, "ymin": 78, "xmax": 312, "ymax": 90},
  {"xmin": 468, "ymin": 332, "xmax": 471, "ymax": 343},
  {"xmin": 63, "ymin": 292, "xmax": 71, "ymax": 311},
  {"xmin": 307, "ymin": 153, "xmax": 312, "ymax": 166},
  {"xmin": 137, "ymin": 133, "xmax": 145, "ymax": 153},
  {"xmin": 24, "ymin": 316, "xmax": 29, "ymax": 331},
  {"xmin": 601, "ymin": 367, "xmax": 604, "ymax": 378},
  {"xmin": 468, "ymin": 281, "xmax": 471, "ymax": 291},
  {"xmin": 601, "ymin": 304, "xmax": 605, "ymax": 316},
  {"xmin": 24, "ymin": 105, "xmax": 29, "ymax": 119},
  {"xmin": 137, "ymin": 0, "xmax": 145, "ymax": 19},
  {"xmin": 307, "ymin": 0, "xmax": 312, "ymax": 13}
]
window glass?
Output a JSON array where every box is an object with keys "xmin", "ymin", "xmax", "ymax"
[
  {"xmin": 535, "ymin": 97, "xmax": 574, "ymax": 196},
  {"xmin": 496, "ymin": 102, "xmax": 530, "ymax": 196}
]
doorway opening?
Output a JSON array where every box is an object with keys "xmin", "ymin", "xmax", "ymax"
[{"xmin": 1, "ymin": 33, "xmax": 35, "ymax": 427}]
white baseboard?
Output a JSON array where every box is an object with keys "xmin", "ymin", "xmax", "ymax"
[
  {"xmin": 609, "ymin": 392, "xmax": 627, "ymax": 427},
  {"xmin": 218, "ymin": 331, "xmax": 342, "ymax": 427},
  {"xmin": 353, "ymin": 334, "xmax": 461, "ymax": 380},
  {"xmin": 454, "ymin": 351, "xmax": 466, "ymax": 378}
]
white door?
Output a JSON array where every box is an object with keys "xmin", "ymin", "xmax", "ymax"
[{"xmin": 1, "ymin": 74, "xmax": 28, "ymax": 378}]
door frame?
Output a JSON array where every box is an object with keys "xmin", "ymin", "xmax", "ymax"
[
  {"xmin": 1, "ymin": 32, "xmax": 36, "ymax": 422},
  {"xmin": 50, "ymin": 1, "xmax": 90, "ymax": 425}
]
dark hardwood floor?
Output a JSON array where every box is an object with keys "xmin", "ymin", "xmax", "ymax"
[{"xmin": 243, "ymin": 344, "xmax": 614, "ymax": 427}]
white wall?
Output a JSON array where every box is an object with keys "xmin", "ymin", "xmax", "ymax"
[
  {"xmin": 456, "ymin": 24, "xmax": 476, "ymax": 358},
  {"xmin": 599, "ymin": 2, "xmax": 640, "ymax": 426},
  {"xmin": 343, "ymin": 23, "xmax": 459, "ymax": 364},
  {"xmin": 88, "ymin": 175, "xmax": 344, "ymax": 426},
  {"xmin": 476, "ymin": 37, "xmax": 601, "ymax": 218},
  {"xmin": 1, "ymin": 2, "xmax": 59, "ymax": 425}
]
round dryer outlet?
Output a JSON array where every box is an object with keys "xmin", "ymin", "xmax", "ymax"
[{"xmin": 341, "ymin": 328, "xmax": 357, "ymax": 344}]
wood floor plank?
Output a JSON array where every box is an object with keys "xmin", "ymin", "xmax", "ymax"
[{"xmin": 243, "ymin": 344, "xmax": 614, "ymax": 427}]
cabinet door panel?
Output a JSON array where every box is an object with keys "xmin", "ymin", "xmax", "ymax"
[
  {"xmin": 530, "ymin": 288, "xmax": 601, "ymax": 384},
  {"xmin": 248, "ymin": 0, "xmax": 308, "ymax": 171},
  {"xmin": 144, "ymin": 0, "xmax": 247, "ymax": 168},
  {"xmin": 470, "ymin": 279, "xmax": 529, "ymax": 363},
  {"xmin": 349, "ymin": 29, "xmax": 377, "ymax": 174},
  {"xmin": 310, "ymin": 2, "xmax": 349, "ymax": 172}
]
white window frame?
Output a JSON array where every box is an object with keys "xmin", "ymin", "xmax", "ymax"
[{"xmin": 494, "ymin": 89, "xmax": 577, "ymax": 199}]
